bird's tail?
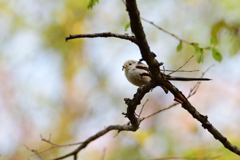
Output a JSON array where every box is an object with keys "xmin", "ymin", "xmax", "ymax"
[{"xmin": 165, "ymin": 76, "xmax": 211, "ymax": 81}]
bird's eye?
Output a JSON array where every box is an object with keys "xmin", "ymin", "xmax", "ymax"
[{"xmin": 129, "ymin": 63, "xmax": 132, "ymax": 65}]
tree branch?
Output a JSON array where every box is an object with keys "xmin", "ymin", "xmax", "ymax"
[
  {"xmin": 52, "ymin": 0, "xmax": 240, "ymax": 158},
  {"xmin": 124, "ymin": 80, "xmax": 158, "ymax": 128},
  {"xmin": 65, "ymin": 32, "xmax": 137, "ymax": 44},
  {"xmin": 51, "ymin": 124, "xmax": 137, "ymax": 160},
  {"xmin": 125, "ymin": 0, "xmax": 240, "ymax": 156}
]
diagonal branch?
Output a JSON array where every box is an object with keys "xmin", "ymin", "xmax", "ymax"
[
  {"xmin": 65, "ymin": 32, "xmax": 137, "ymax": 44},
  {"xmin": 125, "ymin": 0, "xmax": 240, "ymax": 156},
  {"xmin": 51, "ymin": 124, "xmax": 137, "ymax": 160}
]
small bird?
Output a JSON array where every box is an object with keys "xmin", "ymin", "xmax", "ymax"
[{"xmin": 122, "ymin": 60, "xmax": 210, "ymax": 87}]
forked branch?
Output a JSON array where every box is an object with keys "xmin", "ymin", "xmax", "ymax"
[{"xmin": 51, "ymin": 125, "xmax": 137, "ymax": 160}]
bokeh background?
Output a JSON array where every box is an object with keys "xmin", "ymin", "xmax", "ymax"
[{"xmin": 1, "ymin": 0, "xmax": 240, "ymax": 159}]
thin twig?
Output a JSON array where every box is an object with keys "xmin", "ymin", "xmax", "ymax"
[
  {"xmin": 121, "ymin": 0, "xmax": 210, "ymax": 51},
  {"xmin": 140, "ymin": 102, "xmax": 179, "ymax": 122},
  {"xmin": 41, "ymin": 135, "xmax": 83, "ymax": 147},
  {"xmin": 140, "ymin": 17, "xmax": 193, "ymax": 46},
  {"xmin": 202, "ymin": 65, "xmax": 215, "ymax": 75},
  {"xmin": 140, "ymin": 17, "xmax": 212, "ymax": 51},
  {"xmin": 24, "ymin": 145, "xmax": 45, "ymax": 160},
  {"xmin": 100, "ymin": 148, "xmax": 107, "ymax": 160},
  {"xmin": 27, "ymin": 135, "xmax": 84, "ymax": 157},
  {"xmin": 48, "ymin": 133, "xmax": 52, "ymax": 141},
  {"xmin": 139, "ymin": 99, "xmax": 149, "ymax": 117},
  {"xmin": 30, "ymin": 146, "xmax": 55, "ymax": 157},
  {"xmin": 167, "ymin": 55, "xmax": 194, "ymax": 76},
  {"xmin": 188, "ymin": 64, "xmax": 214, "ymax": 97},
  {"xmin": 163, "ymin": 69, "xmax": 199, "ymax": 73}
]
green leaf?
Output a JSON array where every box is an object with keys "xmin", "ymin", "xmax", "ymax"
[
  {"xmin": 176, "ymin": 41, "xmax": 183, "ymax": 52},
  {"xmin": 193, "ymin": 43, "xmax": 201, "ymax": 53},
  {"xmin": 124, "ymin": 22, "xmax": 130, "ymax": 31},
  {"xmin": 205, "ymin": 47, "xmax": 211, "ymax": 50},
  {"xmin": 210, "ymin": 37, "xmax": 216, "ymax": 44},
  {"xmin": 197, "ymin": 53, "xmax": 204, "ymax": 63},
  {"xmin": 88, "ymin": 0, "xmax": 99, "ymax": 9},
  {"xmin": 212, "ymin": 47, "xmax": 222, "ymax": 62}
]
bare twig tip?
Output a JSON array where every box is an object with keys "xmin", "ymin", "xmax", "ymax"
[
  {"xmin": 151, "ymin": 52, "xmax": 157, "ymax": 57},
  {"xmin": 124, "ymin": 98, "xmax": 131, "ymax": 104},
  {"xmin": 158, "ymin": 62, "xmax": 164, "ymax": 66}
]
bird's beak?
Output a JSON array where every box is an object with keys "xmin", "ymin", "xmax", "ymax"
[{"xmin": 122, "ymin": 65, "xmax": 126, "ymax": 71}]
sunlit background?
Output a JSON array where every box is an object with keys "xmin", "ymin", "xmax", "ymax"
[{"xmin": 1, "ymin": 0, "xmax": 240, "ymax": 159}]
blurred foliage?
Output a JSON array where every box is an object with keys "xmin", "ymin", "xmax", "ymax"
[
  {"xmin": 87, "ymin": 0, "xmax": 100, "ymax": 9},
  {"xmin": 211, "ymin": 20, "xmax": 240, "ymax": 56},
  {"xmin": 43, "ymin": 1, "xmax": 89, "ymax": 82}
]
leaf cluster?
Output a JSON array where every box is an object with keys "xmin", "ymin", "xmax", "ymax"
[{"xmin": 88, "ymin": 0, "xmax": 99, "ymax": 9}]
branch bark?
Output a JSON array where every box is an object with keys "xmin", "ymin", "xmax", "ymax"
[{"xmin": 65, "ymin": 32, "xmax": 137, "ymax": 44}]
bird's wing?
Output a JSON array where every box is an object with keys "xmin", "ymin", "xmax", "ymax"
[{"xmin": 136, "ymin": 62, "xmax": 149, "ymax": 72}]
